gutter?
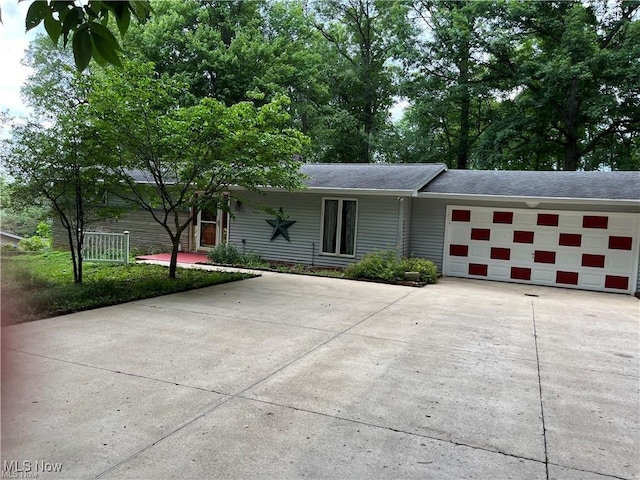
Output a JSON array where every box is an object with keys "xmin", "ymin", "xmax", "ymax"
[
  {"xmin": 416, "ymin": 192, "xmax": 640, "ymax": 209},
  {"xmin": 229, "ymin": 186, "xmax": 416, "ymax": 197}
]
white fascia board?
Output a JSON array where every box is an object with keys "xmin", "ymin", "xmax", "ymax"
[
  {"xmin": 229, "ymin": 186, "xmax": 415, "ymax": 197},
  {"xmin": 417, "ymin": 192, "xmax": 640, "ymax": 209}
]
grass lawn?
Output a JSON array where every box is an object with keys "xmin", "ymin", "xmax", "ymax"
[{"xmin": 1, "ymin": 251, "xmax": 254, "ymax": 326}]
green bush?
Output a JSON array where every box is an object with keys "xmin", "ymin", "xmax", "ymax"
[
  {"xmin": 399, "ymin": 256, "xmax": 438, "ymax": 284},
  {"xmin": 18, "ymin": 235, "xmax": 51, "ymax": 252},
  {"xmin": 207, "ymin": 243, "xmax": 243, "ymax": 265},
  {"xmin": 35, "ymin": 221, "xmax": 52, "ymax": 238},
  {"xmin": 345, "ymin": 250, "xmax": 437, "ymax": 284},
  {"xmin": 207, "ymin": 243, "xmax": 269, "ymax": 268},
  {"xmin": 16, "ymin": 221, "xmax": 52, "ymax": 253}
]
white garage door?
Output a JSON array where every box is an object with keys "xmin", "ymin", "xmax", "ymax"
[{"xmin": 443, "ymin": 205, "xmax": 640, "ymax": 293}]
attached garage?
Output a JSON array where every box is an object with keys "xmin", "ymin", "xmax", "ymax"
[
  {"xmin": 413, "ymin": 170, "xmax": 640, "ymax": 295},
  {"xmin": 443, "ymin": 205, "xmax": 639, "ymax": 293}
]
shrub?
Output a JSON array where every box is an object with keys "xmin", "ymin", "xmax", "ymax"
[
  {"xmin": 18, "ymin": 235, "xmax": 51, "ymax": 252},
  {"xmin": 345, "ymin": 250, "xmax": 437, "ymax": 284},
  {"xmin": 35, "ymin": 221, "xmax": 52, "ymax": 239},
  {"xmin": 345, "ymin": 250, "xmax": 403, "ymax": 282},
  {"xmin": 207, "ymin": 243, "xmax": 268, "ymax": 268},
  {"xmin": 16, "ymin": 221, "xmax": 52, "ymax": 253},
  {"xmin": 241, "ymin": 252, "xmax": 269, "ymax": 268},
  {"xmin": 207, "ymin": 243, "xmax": 243, "ymax": 265},
  {"xmin": 400, "ymin": 256, "xmax": 438, "ymax": 284}
]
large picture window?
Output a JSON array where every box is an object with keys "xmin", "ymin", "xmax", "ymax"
[{"xmin": 321, "ymin": 198, "xmax": 357, "ymax": 256}]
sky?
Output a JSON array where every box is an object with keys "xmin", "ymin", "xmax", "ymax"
[{"xmin": 0, "ymin": 0, "xmax": 44, "ymax": 120}]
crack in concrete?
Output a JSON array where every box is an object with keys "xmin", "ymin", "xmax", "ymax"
[
  {"xmin": 531, "ymin": 301, "xmax": 550, "ymax": 480},
  {"xmin": 140, "ymin": 303, "xmax": 345, "ymax": 334},
  {"xmin": 3, "ymin": 348, "xmax": 232, "ymax": 397},
  {"xmin": 238, "ymin": 395, "xmax": 546, "ymax": 464}
]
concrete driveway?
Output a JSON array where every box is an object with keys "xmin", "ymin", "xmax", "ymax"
[{"xmin": 1, "ymin": 273, "xmax": 638, "ymax": 480}]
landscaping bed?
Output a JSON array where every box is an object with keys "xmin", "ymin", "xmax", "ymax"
[
  {"xmin": 1, "ymin": 251, "xmax": 253, "ymax": 325},
  {"xmin": 206, "ymin": 245, "xmax": 438, "ymax": 287}
]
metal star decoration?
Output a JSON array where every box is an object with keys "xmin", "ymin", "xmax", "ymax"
[{"xmin": 266, "ymin": 208, "xmax": 296, "ymax": 242}]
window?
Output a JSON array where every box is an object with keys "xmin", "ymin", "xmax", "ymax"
[{"xmin": 321, "ymin": 198, "xmax": 357, "ymax": 256}]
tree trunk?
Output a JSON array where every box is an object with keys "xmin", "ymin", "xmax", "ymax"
[
  {"xmin": 456, "ymin": 39, "xmax": 471, "ymax": 170},
  {"xmin": 74, "ymin": 228, "xmax": 84, "ymax": 284},
  {"xmin": 169, "ymin": 238, "xmax": 180, "ymax": 279},
  {"xmin": 563, "ymin": 140, "xmax": 579, "ymax": 171},
  {"xmin": 66, "ymin": 227, "xmax": 80, "ymax": 284},
  {"xmin": 563, "ymin": 77, "xmax": 580, "ymax": 171}
]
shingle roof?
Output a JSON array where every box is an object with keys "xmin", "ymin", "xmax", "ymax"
[
  {"xmin": 128, "ymin": 169, "xmax": 177, "ymax": 184},
  {"xmin": 421, "ymin": 170, "xmax": 640, "ymax": 201},
  {"xmin": 300, "ymin": 163, "xmax": 447, "ymax": 192}
]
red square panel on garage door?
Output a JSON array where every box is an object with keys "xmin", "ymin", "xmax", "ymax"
[
  {"xmin": 490, "ymin": 247, "xmax": 511, "ymax": 260},
  {"xmin": 559, "ymin": 233, "xmax": 582, "ymax": 247},
  {"xmin": 513, "ymin": 230, "xmax": 534, "ymax": 243},
  {"xmin": 556, "ymin": 271, "xmax": 579, "ymax": 285},
  {"xmin": 537, "ymin": 214, "xmax": 559, "ymax": 226},
  {"xmin": 468, "ymin": 263, "xmax": 488, "ymax": 276},
  {"xmin": 581, "ymin": 254, "xmax": 605, "ymax": 268},
  {"xmin": 493, "ymin": 211, "xmax": 513, "ymax": 224},
  {"xmin": 534, "ymin": 251, "xmax": 556, "ymax": 264},
  {"xmin": 605, "ymin": 275, "xmax": 629, "ymax": 290},
  {"xmin": 582, "ymin": 215, "xmax": 608, "ymax": 229},
  {"xmin": 511, "ymin": 267, "xmax": 531, "ymax": 280},
  {"xmin": 449, "ymin": 244, "xmax": 469, "ymax": 257},
  {"xmin": 451, "ymin": 209, "xmax": 471, "ymax": 222},
  {"xmin": 471, "ymin": 228, "xmax": 491, "ymax": 241},
  {"xmin": 608, "ymin": 236, "xmax": 633, "ymax": 250}
]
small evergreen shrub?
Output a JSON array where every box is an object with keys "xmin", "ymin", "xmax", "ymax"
[{"xmin": 345, "ymin": 250, "xmax": 437, "ymax": 284}]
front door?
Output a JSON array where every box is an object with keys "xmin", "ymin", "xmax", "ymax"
[
  {"xmin": 197, "ymin": 207, "xmax": 218, "ymax": 249},
  {"xmin": 196, "ymin": 207, "xmax": 229, "ymax": 250}
]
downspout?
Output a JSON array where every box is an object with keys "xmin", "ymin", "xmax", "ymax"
[{"xmin": 311, "ymin": 242, "xmax": 315, "ymax": 266}]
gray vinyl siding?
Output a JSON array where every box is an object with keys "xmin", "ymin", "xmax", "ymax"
[
  {"xmin": 53, "ymin": 208, "xmax": 190, "ymax": 254},
  {"xmin": 409, "ymin": 199, "xmax": 447, "ymax": 270},
  {"xmin": 228, "ymin": 191, "xmax": 404, "ymax": 268},
  {"xmin": 401, "ymin": 198, "xmax": 412, "ymax": 257},
  {"xmin": 410, "ymin": 197, "xmax": 640, "ymax": 290}
]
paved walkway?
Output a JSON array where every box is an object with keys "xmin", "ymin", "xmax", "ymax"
[
  {"xmin": 135, "ymin": 252, "xmax": 210, "ymax": 264},
  {"xmin": 135, "ymin": 252, "xmax": 268, "ymax": 276},
  {"xmin": 2, "ymin": 274, "xmax": 638, "ymax": 479}
]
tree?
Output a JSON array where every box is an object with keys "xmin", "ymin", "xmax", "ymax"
[
  {"xmin": 1, "ymin": 36, "xmax": 124, "ymax": 283},
  {"xmin": 394, "ymin": 1, "xmax": 506, "ymax": 168},
  {"xmin": 313, "ymin": 0, "xmax": 411, "ymax": 163},
  {"xmin": 123, "ymin": 0, "xmax": 334, "ymax": 162},
  {"xmin": 481, "ymin": 1, "xmax": 640, "ymax": 171},
  {"xmin": 122, "ymin": 0, "xmax": 261, "ymax": 105},
  {"xmin": 89, "ymin": 61, "xmax": 308, "ymax": 278},
  {"xmin": 17, "ymin": 0, "xmax": 152, "ymax": 70},
  {"xmin": 3, "ymin": 111, "xmax": 123, "ymax": 283}
]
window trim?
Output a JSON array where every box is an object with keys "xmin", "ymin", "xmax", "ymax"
[{"xmin": 319, "ymin": 197, "xmax": 358, "ymax": 258}]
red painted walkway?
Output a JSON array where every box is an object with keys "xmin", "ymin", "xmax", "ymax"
[{"xmin": 136, "ymin": 252, "xmax": 209, "ymax": 264}]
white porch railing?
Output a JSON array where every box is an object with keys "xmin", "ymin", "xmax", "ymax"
[{"xmin": 82, "ymin": 231, "xmax": 130, "ymax": 264}]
